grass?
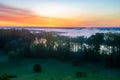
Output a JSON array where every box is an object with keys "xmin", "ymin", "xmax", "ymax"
[{"xmin": 0, "ymin": 57, "xmax": 120, "ymax": 80}]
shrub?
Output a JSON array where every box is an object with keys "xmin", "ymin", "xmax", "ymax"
[
  {"xmin": 75, "ymin": 71, "xmax": 87, "ymax": 78},
  {"xmin": 0, "ymin": 73, "xmax": 18, "ymax": 80},
  {"xmin": 33, "ymin": 64, "xmax": 42, "ymax": 73}
]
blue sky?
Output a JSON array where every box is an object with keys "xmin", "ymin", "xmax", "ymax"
[{"xmin": 0, "ymin": 0, "xmax": 120, "ymax": 17}]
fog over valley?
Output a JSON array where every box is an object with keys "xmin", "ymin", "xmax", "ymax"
[{"xmin": 1, "ymin": 27, "xmax": 120, "ymax": 37}]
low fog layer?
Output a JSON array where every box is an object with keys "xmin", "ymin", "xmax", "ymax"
[
  {"xmin": 29, "ymin": 28, "xmax": 120, "ymax": 37},
  {"xmin": 1, "ymin": 27, "xmax": 120, "ymax": 37}
]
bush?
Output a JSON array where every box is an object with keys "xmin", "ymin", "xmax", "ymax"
[
  {"xmin": 0, "ymin": 73, "xmax": 18, "ymax": 80},
  {"xmin": 33, "ymin": 64, "xmax": 42, "ymax": 73},
  {"xmin": 75, "ymin": 71, "xmax": 87, "ymax": 78}
]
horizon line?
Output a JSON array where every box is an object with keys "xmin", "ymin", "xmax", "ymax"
[{"xmin": 0, "ymin": 26, "xmax": 120, "ymax": 29}]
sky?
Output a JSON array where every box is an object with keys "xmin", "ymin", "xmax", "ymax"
[{"xmin": 0, "ymin": 0, "xmax": 120, "ymax": 27}]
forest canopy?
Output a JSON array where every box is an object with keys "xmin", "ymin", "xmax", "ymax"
[{"xmin": 0, "ymin": 29, "xmax": 120, "ymax": 68}]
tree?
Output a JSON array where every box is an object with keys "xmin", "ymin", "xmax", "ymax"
[{"xmin": 86, "ymin": 33, "xmax": 104, "ymax": 62}]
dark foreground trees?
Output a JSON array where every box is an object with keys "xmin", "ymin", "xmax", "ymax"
[
  {"xmin": 0, "ymin": 29, "xmax": 120, "ymax": 68},
  {"xmin": 0, "ymin": 29, "xmax": 34, "ymax": 59}
]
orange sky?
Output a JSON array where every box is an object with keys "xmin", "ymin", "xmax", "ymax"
[
  {"xmin": 1, "ymin": 13, "xmax": 119, "ymax": 27},
  {"xmin": 0, "ymin": 3, "xmax": 81, "ymax": 27},
  {"xmin": 0, "ymin": 15, "xmax": 82, "ymax": 27},
  {"xmin": 0, "ymin": 1, "xmax": 120, "ymax": 27}
]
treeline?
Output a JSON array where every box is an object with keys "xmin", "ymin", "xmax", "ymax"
[
  {"xmin": 0, "ymin": 29, "xmax": 34, "ymax": 58},
  {"xmin": 0, "ymin": 29, "xmax": 120, "ymax": 68}
]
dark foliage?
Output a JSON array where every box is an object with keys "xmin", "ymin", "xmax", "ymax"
[
  {"xmin": 0, "ymin": 73, "xmax": 18, "ymax": 80},
  {"xmin": 33, "ymin": 64, "xmax": 42, "ymax": 73},
  {"xmin": 75, "ymin": 71, "xmax": 87, "ymax": 78},
  {"xmin": 0, "ymin": 29, "xmax": 120, "ymax": 68}
]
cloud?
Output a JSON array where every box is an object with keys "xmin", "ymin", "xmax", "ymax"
[
  {"xmin": 0, "ymin": 3, "xmax": 53, "ymax": 26},
  {"xmin": 0, "ymin": 3, "xmax": 32, "ymax": 14},
  {"xmin": 0, "ymin": 3, "xmax": 33, "ymax": 15},
  {"xmin": 0, "ymin": 3, "xmax": 36, "ymax": 22},
  {"xmin": 0, "ymin": 3, "xmax": 82, "ymax": 27}
]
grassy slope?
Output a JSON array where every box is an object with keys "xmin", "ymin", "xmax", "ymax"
[{"xmin": 0, "ymin": 55, "xmax": 120, "ymax": 80}]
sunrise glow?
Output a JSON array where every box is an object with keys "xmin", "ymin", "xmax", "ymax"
[{"xmin": 0, "ymin": 0, "xmax": 120, "ymax": 27}]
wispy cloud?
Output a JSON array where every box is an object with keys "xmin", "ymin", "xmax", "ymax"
[
  {"xmin": 0, "ymin": 3, "xmax": 32, "ymax": 15},
  {"xmin": 0, "ymin": 3, "xmax": 81, "ymax": 27},
  {"xmin": 0, "ymin": 3, "xmax": 36, "ymax": 22}
]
